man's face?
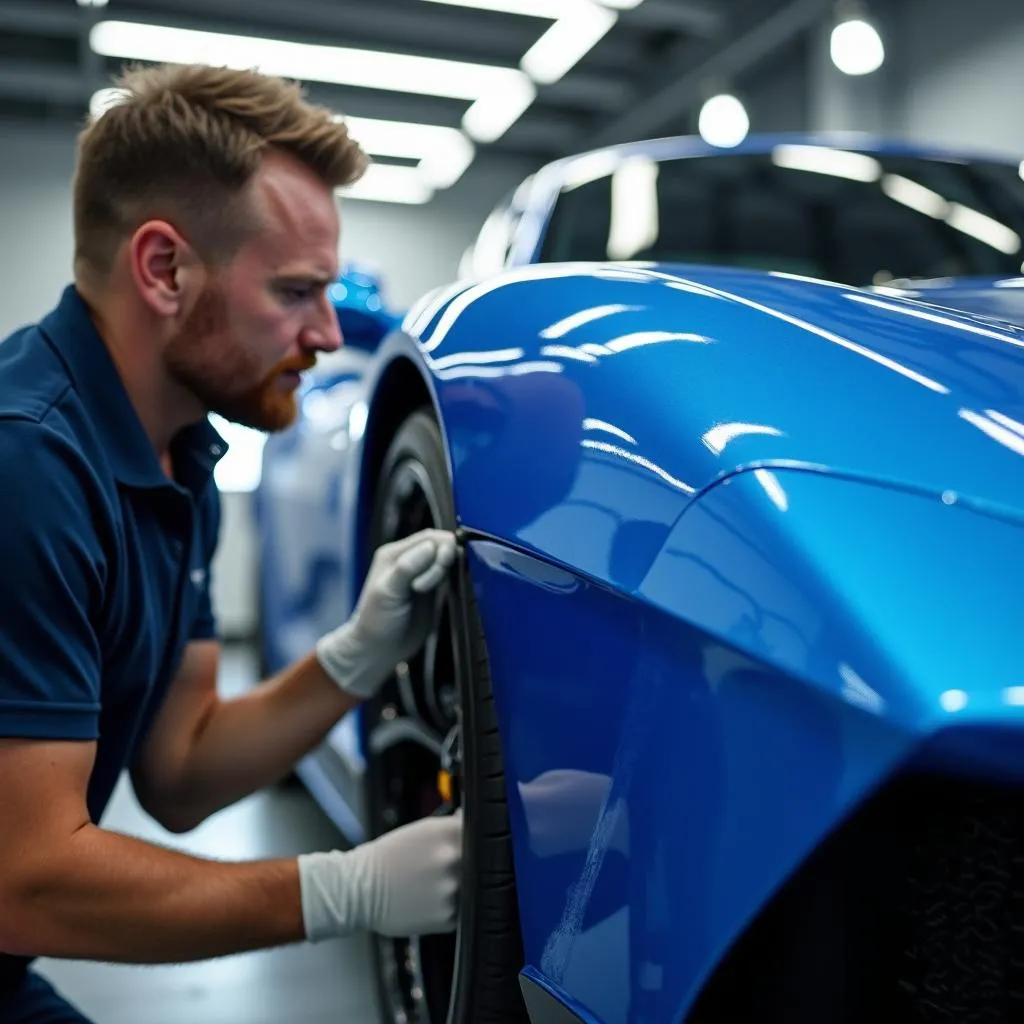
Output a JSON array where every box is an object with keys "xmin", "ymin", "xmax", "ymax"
[{"xmin": 164, "ymin": 150, "xmax": 343, "ymax": 432}]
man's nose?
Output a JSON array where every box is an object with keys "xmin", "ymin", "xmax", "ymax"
[{"xmin": 302, "ymin": 293, "xmax": 344, "ymax": 352}]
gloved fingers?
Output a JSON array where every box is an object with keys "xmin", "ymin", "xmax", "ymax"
[
  {"xmin": 411, "ymin": 532, "xmax": 457, "ymax": 592},
  {"xmin": 388, "ymin": 538, "xmax": 442, "ymax": 593},
  {"xmin": 388, "ymin": 532, "xmax": 456, "ymax": 596},
  {"xmin": 377, "ymin": 529, "xmax": 455, "ymax": 564}
]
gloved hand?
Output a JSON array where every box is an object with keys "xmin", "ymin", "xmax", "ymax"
[
  {"xmin": 297, "ymin": 811, "xmax": 462, "ymax": 940},
  {"xmin": 316, "ymin": 528, "xmax": 457, "ymax": 699}
]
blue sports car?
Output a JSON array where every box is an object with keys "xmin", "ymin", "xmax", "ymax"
[{"xmin": 253, "ymin": 133, "xmax": 1024, "ymax": 1024}]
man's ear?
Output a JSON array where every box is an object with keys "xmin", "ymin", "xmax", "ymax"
[{"xmin": 129, "ymin": 219, "xmax": 204, "ymax": 320}]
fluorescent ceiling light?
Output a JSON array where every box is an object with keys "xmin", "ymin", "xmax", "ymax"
[
  {"xmin": 341, "ymin": 115, "xmax": 475, "ymax": 189},
  {"xmin": 90, "ymin": 21, "xmax": 528, "ymax": 102},
  {"xmin": 946, "ymin": 203, "xmax": 1021, "ymax": 254},
  {"xmin": 423, "ymin": 0, "xmax": 627, "ymax": 88},
  {"xmin": 881, "ymin": 173, "xmax": 948, "ymax": 218},
  {"xmin": 337, "ymin": 164, "xmax": 434, "ymax": 205},
  {"xmin": 520, "ymin": 1, "xmax": 617, "ymax": 85},
  {"xmin": 89, "ymin": 94, "xmax": 468, "ymax": 201},
  {"xmin": 772, "ymin": 144, "xmax": 881, "ymax": 182},
  {"xmin": 421, "ymin": 0, "xmax": 642, "ymax": 16},
  {"xmin": 607, "ymin": 156, "xmax": 659, "ymax": 260},
  {"xmin": 698, "ymin": 94, "xmax": 749, "ymax": 148},
  {"xmin": 830, "ymin": 17, "xmax": 885, "ymax": 76},
  {"xmin": 420, "ymin": 0, "xmax": 572, "ymax": 17},
  {"xmin": 462, "ymin": 76, "xmax": 536, "ymax": 142}
]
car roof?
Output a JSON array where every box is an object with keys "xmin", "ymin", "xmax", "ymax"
[{"xmin": 537, "ymin": 131, "xmax": 1024, "ymax": 180}]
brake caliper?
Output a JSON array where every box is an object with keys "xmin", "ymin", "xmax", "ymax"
[{"xmin": 437, "ymin": 722, "xmax": 462, "ymax": 810}]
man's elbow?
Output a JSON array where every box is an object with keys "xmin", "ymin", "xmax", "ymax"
[
  {"xmin": 142, "ymin": 796, "xmax": 205, "ymax": 835},
  {"xmin": 130, "ymin": 777, "xmax": 205, "ymax": 835}
]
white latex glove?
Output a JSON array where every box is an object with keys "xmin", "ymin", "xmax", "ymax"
[
  {"xmin": 297, "ymin": 811, "xmax": 462, "ymax": 940},
  {"xmin": 316, "ymin": 528, "xmax": 457, "ymax": 698}
]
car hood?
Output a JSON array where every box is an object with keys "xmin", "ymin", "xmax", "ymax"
[
  {"xmin": 876, "ymin": 276, "xmax": 1024, "ymax": 332},
  {"xmin": 414, "ymin": 261, "xmax": 1024, "ymax": 555}
]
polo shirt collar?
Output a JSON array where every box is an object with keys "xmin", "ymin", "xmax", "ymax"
[{"xmin": 39, "ymin": 284, "xmax": 227, "ymax": 492}]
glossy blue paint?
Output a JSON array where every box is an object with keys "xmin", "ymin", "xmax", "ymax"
[
  {"xmin": 464, "ymin": 466, "xmax": 1023, "ymax": 1023},
  {"xmin": 880, "ymin": 274, "xmax": 1024, "ymax": 327},
  {"xmin": 253, "ymin": 134, "xmax": 1024, "ymax": 1022},
  {"xmin": 464, "ymin": 535, "xmax": 909, "ymax": 1024},
  {"xmin": 412, "ymin": 264, "xmax": 1024, "ymax": 597}
]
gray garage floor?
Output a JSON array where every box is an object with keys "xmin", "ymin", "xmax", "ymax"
[{"xmin": 34, "ymin": 644, "xmax": 382, "ymax": 1024}]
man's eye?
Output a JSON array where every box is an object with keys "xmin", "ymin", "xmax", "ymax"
[{"xmin": 280, "ymin": 285, "xmax": 313, "ymax": 302}]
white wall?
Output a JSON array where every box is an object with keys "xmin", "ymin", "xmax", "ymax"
[
  {"xmin": 798, "ymin": 0, "xmax": 1024, "ymax": 156},
  {"xmin": 892, "ymin": 0, "xmax": 1024, "ymax": 157},
  {"xmin": 0, "ymin": 121, "xmax": 537, "ymax": 639},
  {"xmin": 0, "ymin": 127, "xmax": 80, "ymax": 338}
]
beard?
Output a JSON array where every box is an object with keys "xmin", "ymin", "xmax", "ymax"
[{"xmin": 164, "ymin": 282, "xmax": 315, "ymax": 432}]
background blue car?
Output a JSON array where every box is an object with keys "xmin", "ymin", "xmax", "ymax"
[{"xmin": 254, "ymin": 133, "xmax": 1024, "ymax": 1024}]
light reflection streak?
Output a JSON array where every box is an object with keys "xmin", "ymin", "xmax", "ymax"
[
  {"xmin": 702, "ymin": 422, "xmax": 783, "ymax": 455},
  {"xmin": 436, "ymin": 360, "xmax": 564, "ymax": 380},
  {"xmin": 986, "ymin": 410, "xmax": 1024, "ymax": 439},
  {"xmin": 428, "ymin": 347, "xmax": 524, "ymax": 370},
  {"xmin": 583, "ymin": 418, "xmax": 636, "ymax": 444},
  {"xmin": 671, "ymin": 280, "xmax": 950, "ymax": 393},
  {"xmin": 581, "ymin": 438, "xmax": 695, "ymax": 493},
  {"xmin": 839, "ymin": 663, "xmax": 887, "ymax": 715},
  {"xmin": 539, "ymin": 303, "xmax": 640, "ymax": 339},
  {"xmin": 846, "ymin": 294, "xmax": 1024, "ymax": 349},
  {"xmin": 540, "ymin": 344, "xmax": 599, "ymax": 363},
  {"xmin": 418, "ymin": 265, "xmax": 596, "ymax": 353},
  {"xmin": 605, "ymin": 330, "xmax": 712, "ymax": 352},
  {"xmin": 753, "ymin": 469, "xmax": 788, "ymax": 511},
  {"xmin": 958, "ymin": 408, "xmax": 1024, "ymax": 457}
]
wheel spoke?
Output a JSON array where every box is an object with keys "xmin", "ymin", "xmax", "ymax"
[
  {"xmin": 395, "ymin": 661, "xmax": 421, "ymax": 721},
  {"xmin": 368, "ymin": 714, "xmax": 445, "ymax": 757}
]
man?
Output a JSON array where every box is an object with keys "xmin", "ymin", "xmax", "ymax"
[{"xmin": 0, "ymin": 62, "xmax": 461, "ymax": 1021}]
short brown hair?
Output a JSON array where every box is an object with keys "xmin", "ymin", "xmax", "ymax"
[{"xmin": 73, "ymin": 62, "xmax": 369, "ymax": 282}]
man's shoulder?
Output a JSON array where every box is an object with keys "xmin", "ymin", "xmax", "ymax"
[
  {"xmin": 0, "ymin": 320, "xmax": 78, "ymax": 427},
  {"xmin": 0, "ymin": 348, "xmax": 113, "ymax": 537}
]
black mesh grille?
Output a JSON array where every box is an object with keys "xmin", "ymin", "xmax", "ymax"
[
  {"xmin": 686, "ymin": 773, "xmax": 1024, "ymax": 1024},
  {"xmin": 892, "ymin": 779, "xmax": 1024, "ymax": 1023}
]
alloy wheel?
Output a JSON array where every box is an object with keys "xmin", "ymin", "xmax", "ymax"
[{"xmin": 367, "ymin": 455, "xmax": 462, "ymax": 1024}]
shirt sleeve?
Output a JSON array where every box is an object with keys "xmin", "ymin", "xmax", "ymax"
[
  {"xmin": 188, "ymin": 476, "xmax": 222, "ymax": 642},
  {"xmin": 0, "ymin": 418, "xmax": 105, "ymax": 740}
]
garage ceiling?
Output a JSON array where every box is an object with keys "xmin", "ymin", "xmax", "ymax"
[{"xmin": 0, "ymin": 0, "xmax": 835, "ymax": 202}]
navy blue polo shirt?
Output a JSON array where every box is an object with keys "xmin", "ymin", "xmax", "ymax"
[{"xmin": 0, "ymin": 285, "xmax": 225, "ymax": 983}]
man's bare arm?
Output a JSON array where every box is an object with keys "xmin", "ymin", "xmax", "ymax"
[
  {"xmin": 130, "ymin": 641, "xmax": 358, "ymax": 833},
  {"xmin": 132, "ymin": 528, "xmax": 458, "ymax": 833},
  {"xmin": 0, "ymin": 737, "xmax": 304, "ymax": 963}
]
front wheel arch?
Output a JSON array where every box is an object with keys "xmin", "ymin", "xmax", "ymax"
[
  {"xmin": 361, "ymin": 405, "xmax": 531, "ymax": 1024},
  {"xmin": 355, "ymin": 355, "xmax": 437, "ymax": 579}
]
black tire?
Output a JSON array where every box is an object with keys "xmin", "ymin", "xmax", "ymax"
[{"xmin": 363, "ymin": 408, "xmax": 530, "ymax": 1024}]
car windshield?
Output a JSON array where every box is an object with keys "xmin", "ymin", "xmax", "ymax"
[{"xmin": 536, "ymin": 146, "xmax": 1024, "ymax": 285}]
